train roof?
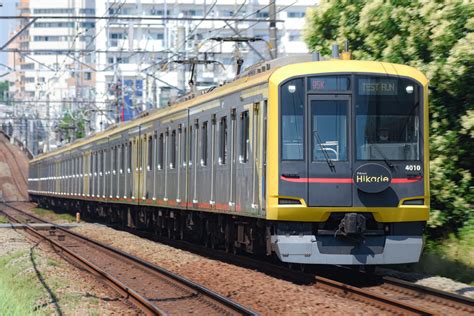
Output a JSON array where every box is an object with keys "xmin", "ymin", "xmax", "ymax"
[{"xmin": 31, "ymin": 57, "xmax": 428, "ymax": 163}]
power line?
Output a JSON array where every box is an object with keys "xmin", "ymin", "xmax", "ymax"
[{"xmin": 0, "ymin": 15, "xmax": 282, "ymax": 23}]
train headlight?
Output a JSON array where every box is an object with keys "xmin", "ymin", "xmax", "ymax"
[
  {"xmin": 405, "ymin": 85, "xmax": 414, "ymax": 94},
  {"xmin": 288, "ymin": 84, "xmax": 296, "ymax": 93}
]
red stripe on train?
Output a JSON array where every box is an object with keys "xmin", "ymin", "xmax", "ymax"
[{"xmin": 280, "ymin": 176, "xmax": 422, "ymax": 184}]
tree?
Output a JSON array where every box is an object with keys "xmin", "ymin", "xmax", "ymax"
[
  {"xmin": 305, "ymin": 0, "xmax": 474, "ymax": 235},
  {"xmin": 0, "ymin": 81, "xmax": 9, "ymax": 103},
  {"xmin": 57, "ymin": 111, "xmax": 86, "ymax": 143}
]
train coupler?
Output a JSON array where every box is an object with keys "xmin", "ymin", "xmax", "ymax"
[{"xmin": 336, "ymin": 213, "xmax": 366, "ymax": 236}]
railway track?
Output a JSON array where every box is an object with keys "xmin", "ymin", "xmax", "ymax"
[
  {"xmin": 110, "ymin": 224, "xmax": 474, "ymax": 316},
  {"xmin": 0, "ymin": 202, "xmax": 256, "ymax": 316}
]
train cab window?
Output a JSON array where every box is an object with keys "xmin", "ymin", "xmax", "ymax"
[
  {"xmin": 355, "ymin": 76, "xmax": 421, "ymax": 161},
  {"xmin": 170, "ymin": 130, "xmax": 176, "ymax": 169},
  {"xmin": 281, "ymin": 78, "xmax": 304, "ymax": 160},
  {"xmin": 219, "ymin": 116, "xmax": 228, "ymax": 164},
  {"xmin": 201, "ymin": 122, "xmax": 208, "ymax": 166},
  {"xmin": 158, "ymin": 133, "xmax": 164, "ymax": 169},
  {"xmin": 311, "ymin": 100, "xmax": 348, "ymax": 161},
  {"xmin": 240, "ymin": 111, "xmax": 249, "ymax": 163},
  {"xmin": 148, "ymin": 136, "xmax": 153, "ymax": 170}
]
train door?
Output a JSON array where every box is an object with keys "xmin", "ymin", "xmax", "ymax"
[
  {"xmin": 235, "ymin": 106, "xmax": 252, "ymax": 213},
  {"xmin": 140, "ymin": 134, "xmax": 147, "ymax": 200},
  {"xmin": 307, "ymin": 95, "xmax": 352, "ymax": 206},
  {"xmin": 84, "ymin": 152, "xmax": 90, "ymax": 197},
  {"xmin": 179, "ymin": 124, "xmax": 187, "ymax": 207},
  {"xmin": 133, "ymin": 137, "xmax": 139, "ymax": 200}
]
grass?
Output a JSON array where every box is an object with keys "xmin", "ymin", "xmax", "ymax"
[
  {"xmin": 31, "ymin": 208, "xmax": 76, "ymax": 223},
  {"xmin": 0, "ymin": 250, "xmax": 53, "ymax": 315},
  {"xmin": 0, "ymin": 215, "xmax": 8, "ymax": 224},
  {"xmin": 396, "ymin": 220, "xmax": 474, "ymax": 285}
]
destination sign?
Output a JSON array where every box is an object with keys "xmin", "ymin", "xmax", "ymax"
[
  {"xmin": 307, "ymin": 76, "xmax": 350, "ymax": 91},
  {"xmin": 358, "ymin": 78, "xmax": 398, "ymax": 95}
]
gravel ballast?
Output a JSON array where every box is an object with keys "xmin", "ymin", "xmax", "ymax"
[{"xmin": 72, "ymin": 223, "xmax": 390, "ymax": 315}]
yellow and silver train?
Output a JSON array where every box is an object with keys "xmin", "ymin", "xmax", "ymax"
[{"xmin": 29, "ymin": 55, "xmax": 429, "ymax": 265}]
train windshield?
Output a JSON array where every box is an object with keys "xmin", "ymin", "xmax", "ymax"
[{"xmin": 355, "ymin": 76, "xmax": 421, "ymax": 161}]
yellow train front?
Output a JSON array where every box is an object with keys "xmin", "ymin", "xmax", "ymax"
[{"xmin": 266, "ymin": 60, "xmax": 429, "ymax": 265}]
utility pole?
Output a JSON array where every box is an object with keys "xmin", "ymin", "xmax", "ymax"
[
  {"xmin": 176, "ymin": 25, "xmax": 186, "ymax": 93},
  {"xmin": 152, "ymin": 77, "xmax": 157, "ymax": 107},
  {"xmin": 269, "ymin": 0, "xmax": 277, "ymax": 59},
  {"xmin": 46, "ymin": 94, "xmax": 50, "ymax": 152}
]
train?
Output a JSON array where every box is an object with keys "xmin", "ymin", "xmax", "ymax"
[{"xmin": 28, "ymin": 54, "xmax": 430, "ymax": 266}]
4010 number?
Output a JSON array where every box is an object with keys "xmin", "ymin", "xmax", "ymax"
[{"xmin": 405, "ymin": 165, "xmax": 421, "ymax": 171}]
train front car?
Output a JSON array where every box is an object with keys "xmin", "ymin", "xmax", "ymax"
[{"xmin": 267, "ymin": 60, "xmax": 429, "ymax": 265}]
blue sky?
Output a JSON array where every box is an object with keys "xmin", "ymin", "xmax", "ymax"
[{"xmin": 0, "ymin": 1, "xmax": 17, "ymax": 65}]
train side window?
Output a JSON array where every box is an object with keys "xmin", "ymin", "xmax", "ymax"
[
  {"xmin": 99, "ymin": 150, "xmax": 104, "ymax": 176},
  {"xmin": 240, "ymin": 111, "xmax": 249, "ymax": 163},
  {"xmin": 158, "ymin": 133, "xmax": 164, "ymax": 169},
  {"xmin": 188, "ymin": 126, "xmax": 193, "ymax": 165},
  {"xmin": 170, "ymin": 130, "xmax": 176, "ymax": 169},
  {"xmin": 114, "ymin": 146, "xmax": 118, "ymax": 173},
  {"xmin": 120, "ymin": 144, "xmax": 125, "ymax": 173},
  {"xmin": 201, "ymin": 121, "xmax": 208, "ymax": 166},
  {"xmin": 153, "ymin": 133, "xmax": 157, "ymax": 170},
  {"xmin": 219, "ymin": 116, "xmax": 228, "ymax": 165},
  {"xmin": 127, "ymin": 142, "xmax": 132, "ymax": 172},
  {"xmin": 95, "ymin": 152, "xmax": 98, "ymax": 175},
  {"xmin": 147, "ymin": 135, "xmax": 153, "ymax": 171},
  {"xmin": 182, "ymin": 127, "xmax": 187, "ymax": 167}
]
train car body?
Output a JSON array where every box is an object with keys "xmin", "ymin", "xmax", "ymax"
[{"xmin": 29, "ymin": 56, "xmax": 429, "ymax": 265}]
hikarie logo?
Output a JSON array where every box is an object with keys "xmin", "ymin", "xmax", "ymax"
[
  {"xmin": 353, "ymin": 164, "xmax": 392, "ymax": 193},
  {"xmin": 355, "ymin": 174, "xmax": 390, "ymax": 183}
]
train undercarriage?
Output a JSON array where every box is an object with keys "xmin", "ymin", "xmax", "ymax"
[{"xmin": 33, "ymin": 195, "xmax": 271, "ymax": 257}]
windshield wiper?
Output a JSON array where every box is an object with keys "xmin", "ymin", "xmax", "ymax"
[
  {"xmin": 313, "ymin": 130, "xmax": 335, "ymax": 171},
  {"xmin": 372, "ymin": 143, "xmax": 394, "ymax": 168}
]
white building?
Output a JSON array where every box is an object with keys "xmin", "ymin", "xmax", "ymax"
[
  {"xmin": 8, "ymin": 0, "xmax": 315, "ymax": 150},
  {"xmin": 94, "ymin": 0, "xmax": 313, "ymax": 131}
]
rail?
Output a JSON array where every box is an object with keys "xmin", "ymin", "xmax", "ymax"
[{"xmin": 0, "ymin": 202, "xmax": 256, "ymax": 316}]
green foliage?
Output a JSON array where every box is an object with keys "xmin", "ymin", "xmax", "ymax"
[
  {"xmin": 57, "ymin": 110, "xmax": 86, "ymax": 142},
  {"xmin": 0, "ymin": 251, "xmax": 52, "ymax": 315},
  {"xmin": 305, "ymin": 0, "xmax": 474, "ymax": 235},
  {"xmin": 0, "ymin": 216, "xmax": 8, "ymax": 224},
  {"xmin": 0, "ymin": 81, "xmax": 10, "ymax": 103},
  {"xmin": 32, "ymin": 208, "xmax": 75, "ymax": 223}
]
